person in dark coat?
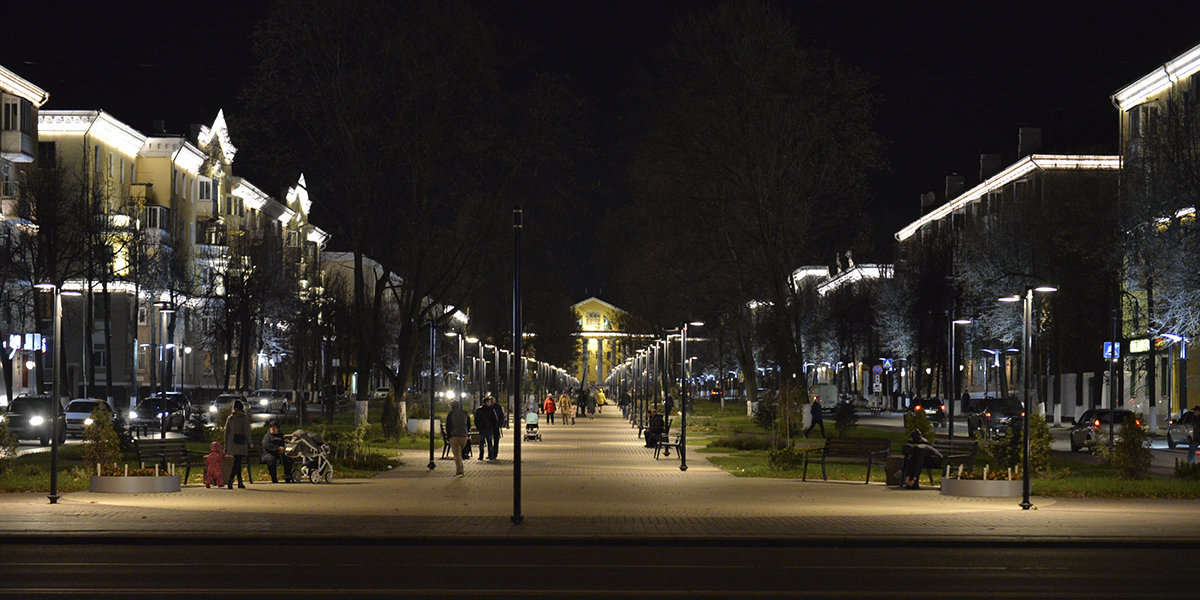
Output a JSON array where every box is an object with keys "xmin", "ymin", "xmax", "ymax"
[
  {"xmin": 223, "ymin": 400, "xmax": 253, "ymax": 489},
  {"xmin": 900, "ymin": 430, "xmax": 943, "ymax": 489},
  {"xmin": 474, "ymin": 398, "xmax": 497, "ymax": 462},
  {"xmin": 445, "ymin": 401, "xmax": 470, "ymax": 476},
  {"xmin": 805, "ymin": 398, "xmax": 825, "ymax": 438},
  {"xmin": 260, "ymin": 421, "xmax": 293, "ymax": 483},
  {"xmin": 645, "ymin": 409, "xmax": 665, "ymax": 448},
  {"xmin": 488, "ymin": 396, "xmax": 504, "ymax": 459}
]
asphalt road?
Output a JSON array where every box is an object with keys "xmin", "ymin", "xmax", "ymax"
[{"xmin": 2, "ymin": 538, "xmax": 1193, "ymax": 598}]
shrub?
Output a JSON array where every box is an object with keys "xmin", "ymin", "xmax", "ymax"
[
  {"xmin": 0, "ymin": 418, "xmax": 17, "ymax": 474},
  {"xmin": 406, "ymin": 398, "xmax": 430, "ymax": 421},
  {"xmin": 210, "ymin": 406, "xmax": 232, "ymax": 444},
  {"xmin": 81, "ymin": 404, "xmax": 121, "ymax": 471},
  {"xmin": 1112, "ymin": 414, "xmax": 1153, "ymax": 480},
  {"xmin": 184, "ymin": 409, "xmax": 209, "ymax": 442},
  {"xmin": 982, "ymin": 413, "xmax": 1050, "ymax": 475},
  {"xmin": 1174, "ymin": 459, "xmax": 1200, "ymax": 480},
  {"xmin": 752, "ymin": 400, "xmax": 776, "ymax": 430},
  {"xmin": 767, "ymin": 447, "xmax": 806, "ymax": 471},
  {"xmin": 834, "ymin": 402, "xmax": 858, "ymax": 437},
  {"xmin": 904, "ymin": 410, "xmax": 935, "ymax": 444}
]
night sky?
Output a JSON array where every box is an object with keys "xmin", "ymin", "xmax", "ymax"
[{"xmin": 9, "ymin": 1, "xmax": 1200, "ymax": 273}]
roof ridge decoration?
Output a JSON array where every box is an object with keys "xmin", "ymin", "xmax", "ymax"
[
  {"xmin": 1113, "ymin": 41, "xmax": 1200, "ymax": 111},
  {"xmin": 285, "ymin": 173, "xmax": 312, "ymax": 215},
  {"xmin": 895, "ymin": 154, "xmax": 1120, "ymax": 242},
  {"xmin": 571, "ymin": 296, "xmax": 626, "ymax": 314},
  {"xmin": 197, "ymin": 109, "xmax": 237, "ymax": 165},
  {"xmin": 0, "ymin": 64, "xmax": 48, "ymax": 107}
]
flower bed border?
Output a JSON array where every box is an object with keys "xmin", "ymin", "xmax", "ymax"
[
  {"xmin": 88, "ymin": 475, "xmax": 181, "ymax": 493},
  {"xmin": 940, "ymin": 477, "xmax": 1022, "ymax": 497}
]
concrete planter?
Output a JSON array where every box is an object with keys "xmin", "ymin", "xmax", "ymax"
[
  {"xmin": 407, "ymin": 419, "xmax": 431, "ymax": 434},
  {"xmin": 89, "ymin": 475, "xmax": 181, "ymax": 494},
  {"xmin": 940, "ymin": 477, "xmax": 1022, "ymax": 498}
]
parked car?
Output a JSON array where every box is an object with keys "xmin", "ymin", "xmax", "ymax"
[
  {"xmin": 1166, "ymin": 409, "xmax": 1196, "ymax": 449},
  {"xmin": 909, "ymin": 397, "xmax": 946, "ymax": 427},
  {"xmin": 129, "ymin": 396, "xmax": 187, "ymax": 433},
  {"xmin": 206, "ymin": 392, "xmax": 247, "ymax": 422},
  {"xmin": 3, "ymin": 395, "xmax": 66, "ymax": 445},
  {"xmin": 63, "ymin": 398, "xmax": 114, "ymax": 437},
  {"xmin": 965, "ymin": 396, "xmax": 1023, "ymax": 438},
  {"xmin": 248, "ymin": 389, "xmax": 290, "ymax": 413},
  {"xmin": 1070, "ymin": 409, "xmax": 1138, "ymax": 452}
]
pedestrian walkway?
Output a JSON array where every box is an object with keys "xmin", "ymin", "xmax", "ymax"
[{"xmin": 2, "ymin": 410, "xmax": 1197, "ymax": 542}]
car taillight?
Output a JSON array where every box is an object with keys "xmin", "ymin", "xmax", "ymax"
[
  {"xmin": 914, "ymin": 405, "xmax": 922, "ymax": 411},
  {"xmin": 1136, "ymin": 419, "xmax": 1141, "ymax": 426},
  {"xmin": 985, "ymin": 412, "xmax": 991, "ymax": 418},
  {"xmin": 1093, "ymin": 419, "xmax": 1101, "ymax": 427}
]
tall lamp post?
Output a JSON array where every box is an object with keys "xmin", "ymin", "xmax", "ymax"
[
  {"xmin": 35, "ymin": 283, "xmax": 80, "ymax": 504},
  {"xmin": 1000, "ymin": 285, "xmax": 1056, "ymax": 511},
  {"xmin": 679, "ymin": 321, "xmax": 703, "ymax": 472},
  {"xmin": 947, "ymin": 317, "xmax": 972, "ymax": 439}
]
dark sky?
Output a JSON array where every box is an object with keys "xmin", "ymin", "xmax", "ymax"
[{"xmin": 8, "ymin": 1, "xmax": 1200, "ymax": 270}]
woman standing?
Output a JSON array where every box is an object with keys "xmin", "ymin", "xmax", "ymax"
[
  {"xmin": 224, "ymin": 400, "xmax": 252, "ymax": 489},
  {"xmin": 543, "ymin": 393, "xmax": 556, "ymax": 424},
  {"xmin": 558, "ymin": 390, "xmax": 574, "ymax": 425}
]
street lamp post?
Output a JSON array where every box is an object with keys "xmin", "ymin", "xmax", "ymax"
[
  {"xmin": 511, "ymin": 203, "xmax": 523, "ymax": 525},
  {"xmin": 679, "ymin": 321, "xmax": 703, "ymax": 472},
  {"xmin": 948, "ymin": 316, "xmax": 971, "ymax": 440},
  {"xmin": 35, "ymin": 283, "xmax": 79, "ymax": 504},
  {"xmin": 1000, "ymin": 285, "xmax": 1056, "ymax": 511},
  {"xmin": 427, "ymin": 322, "xmax": 437, "ymax": 471},
  {"xmin": 153, "ymin": 301, "xmax": 175, "ymax": 439}
]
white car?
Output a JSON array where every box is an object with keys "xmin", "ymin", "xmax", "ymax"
[
  {"xmin": 64, "ymin": 398, "xmax": 113, "ymax": 437},
  {"xmin": 373, "ymin": 387, "xmax": 392, "ymax": 400},
  {"xmin": 249, "ymin": 389, "xmax": 289, "ymax": 413}
]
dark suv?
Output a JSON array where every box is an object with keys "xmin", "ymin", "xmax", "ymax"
[
  {"xmin": 3, "ymin": 395, "xmax": 66, "ymax": 445},
  {"xmin": 965, "ymin": 397, "xmax": 1023, "ymax": 438},
  {"xmin": 1070, "ymin": 409, "xmax": 1137, "ymax": 452}
]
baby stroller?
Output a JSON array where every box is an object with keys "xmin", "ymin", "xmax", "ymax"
[
  {"xmin": 285, "ymin": 429, "xmax": 334, "ymax": 484},
  {"xmin": 523, "ymin": 411, "xmax": 542, "ymax": 441}
]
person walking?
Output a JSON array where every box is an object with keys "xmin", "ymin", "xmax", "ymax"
[
  {"xmin": 260, "ymin": 421, "xmax": 293, "ymax": 483},
  {"xmin": 805, "ymin": 398, "xmax": 826, "ymax": 438},
  {"xmin": 445, "ymin": 400, "xmax": 471, "ymax": 477},
  {"xmin": 580, "ymin": 385, "xmax": 592, "ymax": 420},
  {"xmin": 223, "ymin": 400, "xmax": 252, "ymax": 489},
  {"xmin": 474, "ymin": 398, "xmax": 497, "ymax": 462},
  {"xmin": 488, "ymin": 395, "xmax": 504, "ymax": 460},
  {"xmin": 596, "ymin": 388, "xmax": 606, "ymax": 414},
  {"xmin": 559, "ymin": 390, "xmax": 574, "ymax": 425},
  {"xmin": 543, "ymin": 393, "xmax": 557, "ymax": 425}
]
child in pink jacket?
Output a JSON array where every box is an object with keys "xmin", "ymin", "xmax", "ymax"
[{"xmin": 204, "ymin": 441, "xmax": 226, "ymax": 488}]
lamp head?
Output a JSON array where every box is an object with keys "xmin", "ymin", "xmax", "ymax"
[
  {"xmin": 998, "ymin": 295, "xmax": 1021, "ymax": 303},
  {"xmin": 34, "ymin": 283, "xmax": 55, "ymax": 291},
  {"xmin": 1033, "ymin": 285, "xmax": 1058, "ymax": 293}
]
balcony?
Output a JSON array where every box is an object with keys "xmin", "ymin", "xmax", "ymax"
[{"xmin": 0, "ymin": 130, "xmax": 34, "ymax": 163}]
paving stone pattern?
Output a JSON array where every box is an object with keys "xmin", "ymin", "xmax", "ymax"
[{"xmin": 1, "ymin": 412, "xmax": 1196, "ymax": 541}]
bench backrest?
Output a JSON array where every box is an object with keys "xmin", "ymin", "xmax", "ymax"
[
  {"xmin": 135, "ymin": 439, "xmax": 190, "ymax": 460},
  {"xmin": 932, "ymin": 439, "xmax": 978, "ymax": 462},
  {"xmin": 823, "ymin": 437, "xmax": 890, "ymax": 456}
]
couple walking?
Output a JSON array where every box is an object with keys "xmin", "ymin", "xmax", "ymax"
[
  {"xmin": 544, "ymin": 391, "xmax": 575, "ymax": 424},
  {"xmin": 445, "ymin": 396, "xmax": 504, "ymax": 477}
]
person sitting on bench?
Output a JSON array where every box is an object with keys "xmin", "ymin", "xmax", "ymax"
[
  {"xmin": 900, "ymin": 430, "xmax": 943, "ymax": 489},
  {"xmin": 645, "ymin": 409, "xmax": 665, "ymax": 448}
]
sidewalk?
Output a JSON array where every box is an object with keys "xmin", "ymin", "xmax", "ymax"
[{"xmin": 2, "ymin": 411, "xmax": 1197, "ymax": 543}]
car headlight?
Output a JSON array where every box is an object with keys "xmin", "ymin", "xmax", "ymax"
[
  {"xmin": 209, "ymin": 405, "xmax": 218, "ymax": 413},
  {"xmin": 84, "ymin": 417, "xmax": 94, "ymax": 426},
  {"xmin": 260, "ymin": 399, "xmax": 268, "ymax": 407},
  {"xmin": 29, "ymin": 415, "xmax": 44, "ymax": 426},
  {"xmin": 128, "ymin": 410, "xmax": 138, "ymax": 420}
]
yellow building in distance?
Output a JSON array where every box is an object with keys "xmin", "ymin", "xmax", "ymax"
[{"xmin": 571, "ymin": 297, "xmax": 628, "ymax": 387}]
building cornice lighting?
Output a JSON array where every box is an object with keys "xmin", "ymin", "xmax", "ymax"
[
  {"xmin": 816, "ymin": 264, "xmax": 894, "ymax": 296},
  {"xmin": 39, "ymin": 110, "xmax": 146, "ymax": 158},
  {"xmin": 0, "ymin": 64, "xmax": 49, "ymax": 106},
  {"xmin": 232, "ymin": 178, "xmax": 271, "ymax": 211},
  {"xmin": 895, "ymin": 155, "xmax": 1121, "ymax": 242},
  {"xmin": 1113, "ymin": 42, "xmax": 1200, "ymax": 110},
  {"xmin": 196, "ymin": 109, "xmax": 238, "ymax": 164}
]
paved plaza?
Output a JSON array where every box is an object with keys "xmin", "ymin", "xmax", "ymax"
[{"xmin": 2, "ymin": 411, "xmax": 1196, "ymax": 542}]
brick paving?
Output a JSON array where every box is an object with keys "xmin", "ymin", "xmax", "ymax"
[{"xmin": 2, "ymin": 411, "xmax": 1197, "ymax": 542}]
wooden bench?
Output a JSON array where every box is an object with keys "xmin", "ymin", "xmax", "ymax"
[
  {"xmin": 134, "ymin": 438, "xmax": 205, "ymax": 483},
  {"xmin": 802, "ymin": 437, "xmax": 891, "ymax": 484},
  {"xmin": 923, "ymin": 438, "xmax": 978, "ymax": 485}
]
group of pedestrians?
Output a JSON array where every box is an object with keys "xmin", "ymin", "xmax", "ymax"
[
  {"xmin": 542, "ymin": 390, "xmax": 576, "ymax": 425},
  {"xmin": 445, "ymin": 396, "xmax": 506, "ymax": 477},
  {"xmin": 204, "ymin": 400, "xmax": 293, "ymax": 488}
]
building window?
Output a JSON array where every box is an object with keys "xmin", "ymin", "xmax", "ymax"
[
  {"xmin": 2, "ymin": 99, "xmax": 17, "ymax": 131},
  {"xmin": 144, "ymin": 205, "xmax": 170, "ymax": 230},
  {"xmin": 92, "ymin": 342, "xmax": 107, "ymax": 369},
  {"xmin": 93, "ymin": 146, "xmax": 100, "ymax": 173},
  {"xmin": 584, "ymin": 311, "xmax": 602, "ymax": 330},
  {"xmin": 138, "ymin": 305, "xmax": 148, "ymax": 325},
  {"xmin": 119, "ymin": 158, "xmax": 124, "ymax": 184},
  {"xmin": 199, "ymin": 179, "xmax": 212, "ymax": 201},
  {"xmin": 37, "ymin": 141, "xmax": 56, "ymax": 166},
  {"xmin": 108, "ymin": 152, "xmax": 113, "ymax": 179}
]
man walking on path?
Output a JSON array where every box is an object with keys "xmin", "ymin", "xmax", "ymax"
[
  {"xmin": 474, "ymin": 399, "xmax": 497, "ymax": 462},
  {"xmin": 445, "ymin": 401, "xmax": 470, "ymax": 476},
  {"xmin": 488, "ymin": 395, "xmax": 504, "ymax": 459},
  {"xmin": 805, "ymin": 398, "xmax": 825, "ymax": 438}
]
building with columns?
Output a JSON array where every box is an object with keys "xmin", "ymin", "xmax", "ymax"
[{"xmin": 571, "ymin": 297, "xmax": 627, "ymax": 387}]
